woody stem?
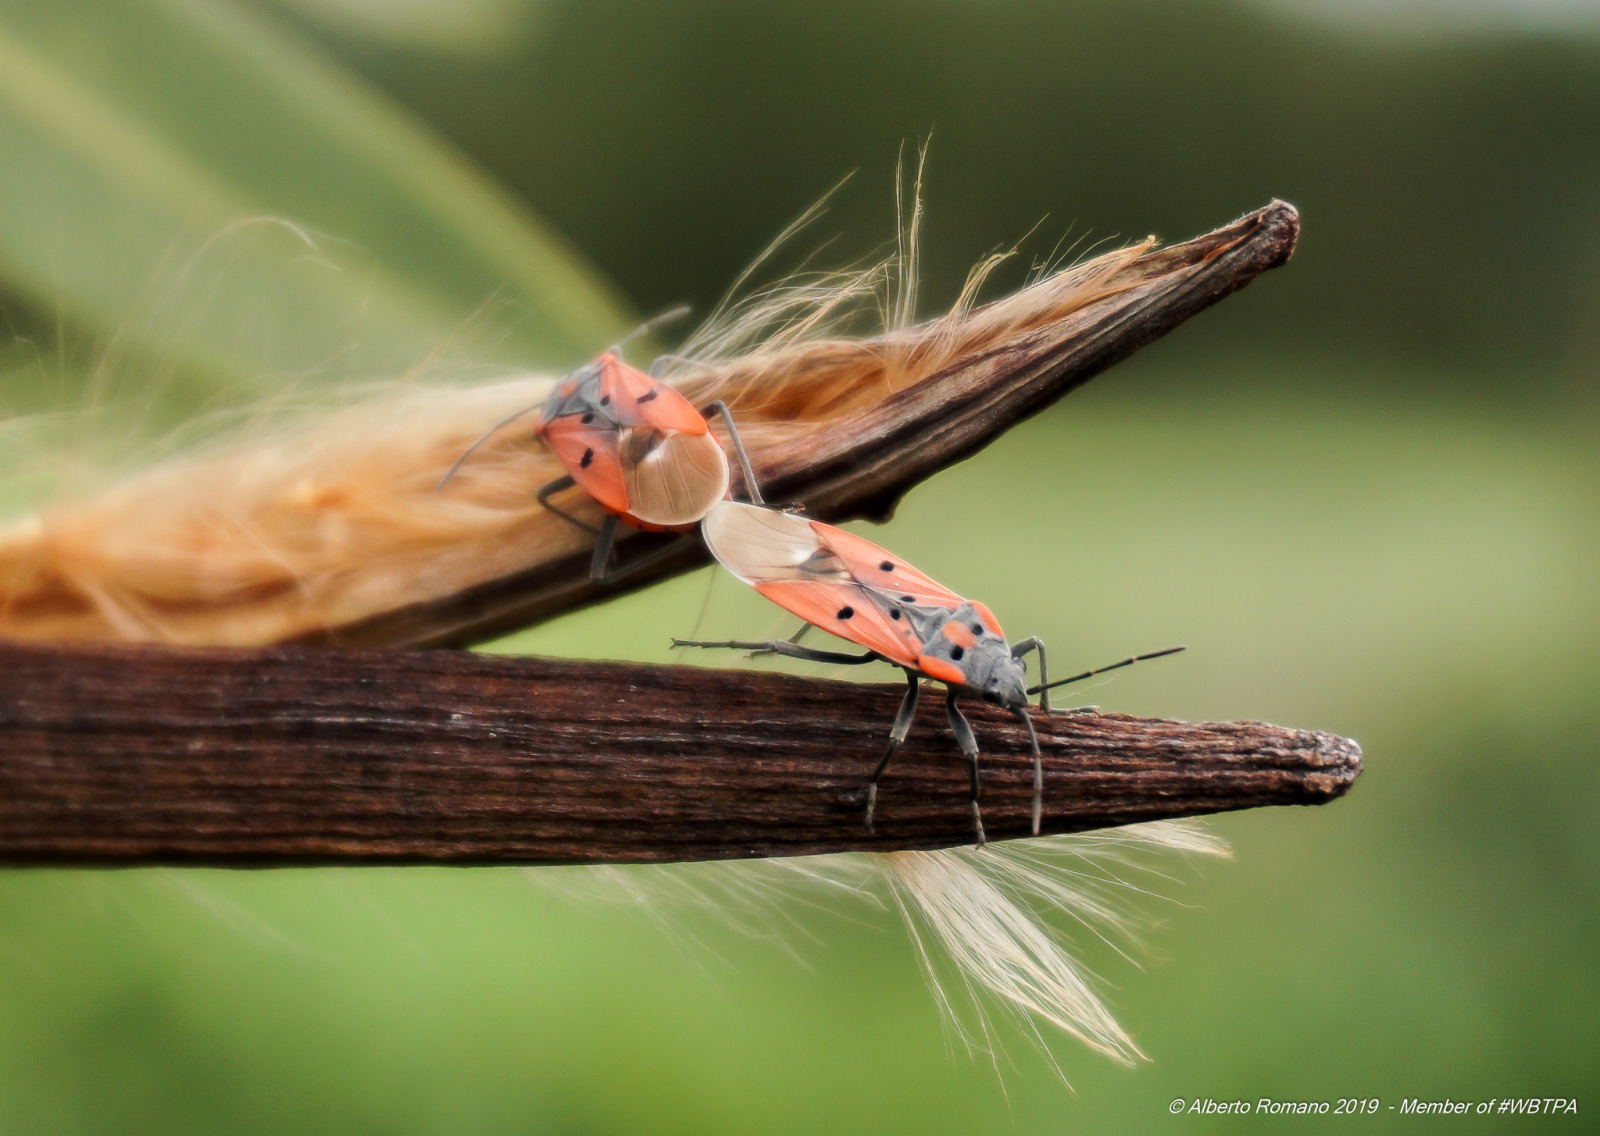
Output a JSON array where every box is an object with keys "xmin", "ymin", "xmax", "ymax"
[{"xmin": 0, "ymin": 640, "xmax": 1359, "ymax": 866}]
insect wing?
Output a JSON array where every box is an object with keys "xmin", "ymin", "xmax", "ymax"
[
  {"xmin": 619, "ymin": 427, "xmax": 729, "ymax": 527},
  {"xmin": 701, "ymin": 502, "xmax": 925, "ymax": 667},
  {"xmin": 541, "ymin": 415, "xmax": 628, "ymax": 515},
  {"xmin": 755, "ymin": 580, "xmax": 925, "ymax": 667},
  {"xmin": 813, "ymin": 522, "xmax": 1006, "ymax": 638},
  {"xmin": 597, "ymin": 356, "xmax": 708, "ymax": 435},
  {"xmin": 807, "ymin": 522, "xmax": 972, "ymax": 612},
  {"xmin": 701, "ymin": 501, "xmax": 824, "ymax": 585}
]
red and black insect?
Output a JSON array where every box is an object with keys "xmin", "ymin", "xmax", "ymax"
[
  {"xmin": 440, "ymin": 328, "xmax": 760, "ymax": 580},
  {"xmin": 674, "ymin": 501, "xmax": 1182, "ymax": 844}
]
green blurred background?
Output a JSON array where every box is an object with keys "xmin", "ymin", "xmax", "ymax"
[{"xmin": 1, "ymin": 0, "xmax": 1596, "ymax": 1131}]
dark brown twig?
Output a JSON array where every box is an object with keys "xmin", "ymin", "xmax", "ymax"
[
  {"xmin": 320, "ymin": 201, "xmax": 1299, "ymax": 648},
  {"xmin": 0, "ymin": 640, "xmax": 1358, "ymax": 867}
]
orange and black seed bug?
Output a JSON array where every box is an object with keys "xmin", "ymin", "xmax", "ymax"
[
  {"xmin": 674, "ymin": 501, "xmax": 1184, "ymax": 844},
  {"xmin": 439, "ymin": 313, "xmax": 761, "ymax": 580}
]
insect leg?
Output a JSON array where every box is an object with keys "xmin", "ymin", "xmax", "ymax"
[
  {"xmin": 1013, "ymin": 707, "xmax": 1043, "ymax": 836},
  {"xmin": 538, "ymin": 479, "xmax": 680, "ymax": 586},
  {"xmin": 745, "ymin": 621, "xmax": 813, "ymax": 656},
  {"xmin": 703, "ymin": 400, "xmax": 764, "ymax": 506},
  {"xmin": 1010, "ymin": 635, "xmax": 1050, "ymax": 712},
  {"xmin": 945, "ymin": 690, "xmax": 986, "ymax": 848},
  {"xmin": 1013, "ymin": 637, "xmax": 1097, "ymax": 717},
  {"xmin": 535, "ymin": 476, "xmax": 603, "ymax": 536},
  {"xmin": 592, "ymin": 532, "xmax": 701, "ymax": 586},
  {"xmin": 670, "ymin": 638, "xmax": 877, "ymax": 666},
  {"xmin": 864, "ymin": 669, "xmax": 921, "ymax": 833},
  {"xmin": 758, "ymin": 641, "xmax": 878, "ymax": 665},
  {"xmin": 589, "ymin": 515, "xmax": 620, "ymax": 580}
]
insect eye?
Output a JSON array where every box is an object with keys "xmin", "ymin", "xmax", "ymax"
[
  {"xmin": 836, "ymin": 606, "xmax": 855, "ymax": 620},
  {"xmin": 879, "ymin": 561, "xmax": 895, "ymax": 572},
  {"xmin": 950, "ymin": 646, "xmax": 965, "ymax": 661}
]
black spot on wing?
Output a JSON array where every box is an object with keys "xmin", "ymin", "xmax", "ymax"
[
  {"xmin": 950, "ymin": 646, "xmax": 965, "ymax": 661},
  {"xmin": 580, "ymin": 448, "xmax": 595, "ymax": 468},
  {"xmin": 889, "ymin": 608, "xmax": 902, "ymax": 620},
  {"xmin": 837, "ymin": 606, "xmax": 854, "ymax": 620},
  {"xmin": 637, "ymin": 388, "xmax": 659, "ymax": 403},
  {"xmin": 879, "ymin": 561, "xmax": 895, "ymax": 572},
  {"xmin": 971, "ymin": 623, "xmax": 985, "ymax": 635}
]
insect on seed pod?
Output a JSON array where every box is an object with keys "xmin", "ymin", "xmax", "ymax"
[
  {"xmin": 438, "ymin": 324, "xmax": 762, "ymax": 582},
  {"xmin": 683, "ymin": 500, "xmax": 1038, "ymax": 844},
  {"xmin": 677, "ymin": 501, "xmax": 1186, "ymax": 844}
]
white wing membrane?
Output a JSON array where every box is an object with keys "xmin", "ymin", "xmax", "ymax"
[
  {"xmin": 621, "ymin": 429, "xmax": 730, "ymax": 527},
  {"xmin": 702, "ymin": 500, "xmax": 842, "ymax": 584}
]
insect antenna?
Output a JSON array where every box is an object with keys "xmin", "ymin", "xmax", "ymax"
[
  {"xmin": 612, "ymin": 303, "xmax": 693, "ymax": 354},
  {"xmin": 434, "ymin": 398, "xmax": 546, "ymax": 489},
  {"xmin": 1027, "ymin": 646, "xmax": 1186, "ymax": 696},
  {"xmin": 437, "ymin": 306, "xmax": 695, "ymax": 491}
]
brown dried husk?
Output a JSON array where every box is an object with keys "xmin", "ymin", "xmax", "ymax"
[{"xmin": 0, "ymin": 239, "xmax": 1149, "ymax": 647}]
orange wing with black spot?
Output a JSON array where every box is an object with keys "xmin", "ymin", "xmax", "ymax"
[
  {"xmin": 536, "ymin": 354, "xmax": 727, "ymax": 526},
  {"xmin": 595, "ymin": 355, "xmax": 709, "ymax": 435},
  {"xmin": 811, "ymin": 525, "xmax": 962, "ymax": 605},
  {"xmin": 810, "ymin": 524, "xmax": 1006, "ymax": 639},
  {"xmin": 702, "ymin": 502, "xmax": 998, "ymax": 673},
  {"xmin": 753, "ymin": 579, "xmax": 925, "ymax": 668},
  {"xmin": 541, "ymin": 415, "xmax": 628, "ymax": 515}
]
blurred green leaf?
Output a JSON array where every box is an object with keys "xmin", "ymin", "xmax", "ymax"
[
  {"xmin": 272, "ymin": 0, "xmax": 546, "ymax": 56},
  {"xmin": 0, "ymin": 0, "xmax": 629, "ymax": 415}
]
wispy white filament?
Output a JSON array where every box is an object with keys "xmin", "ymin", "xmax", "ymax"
[{"xmin": 534, "ymin": 821, "xmax": 1228, "ymax": 1072}]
